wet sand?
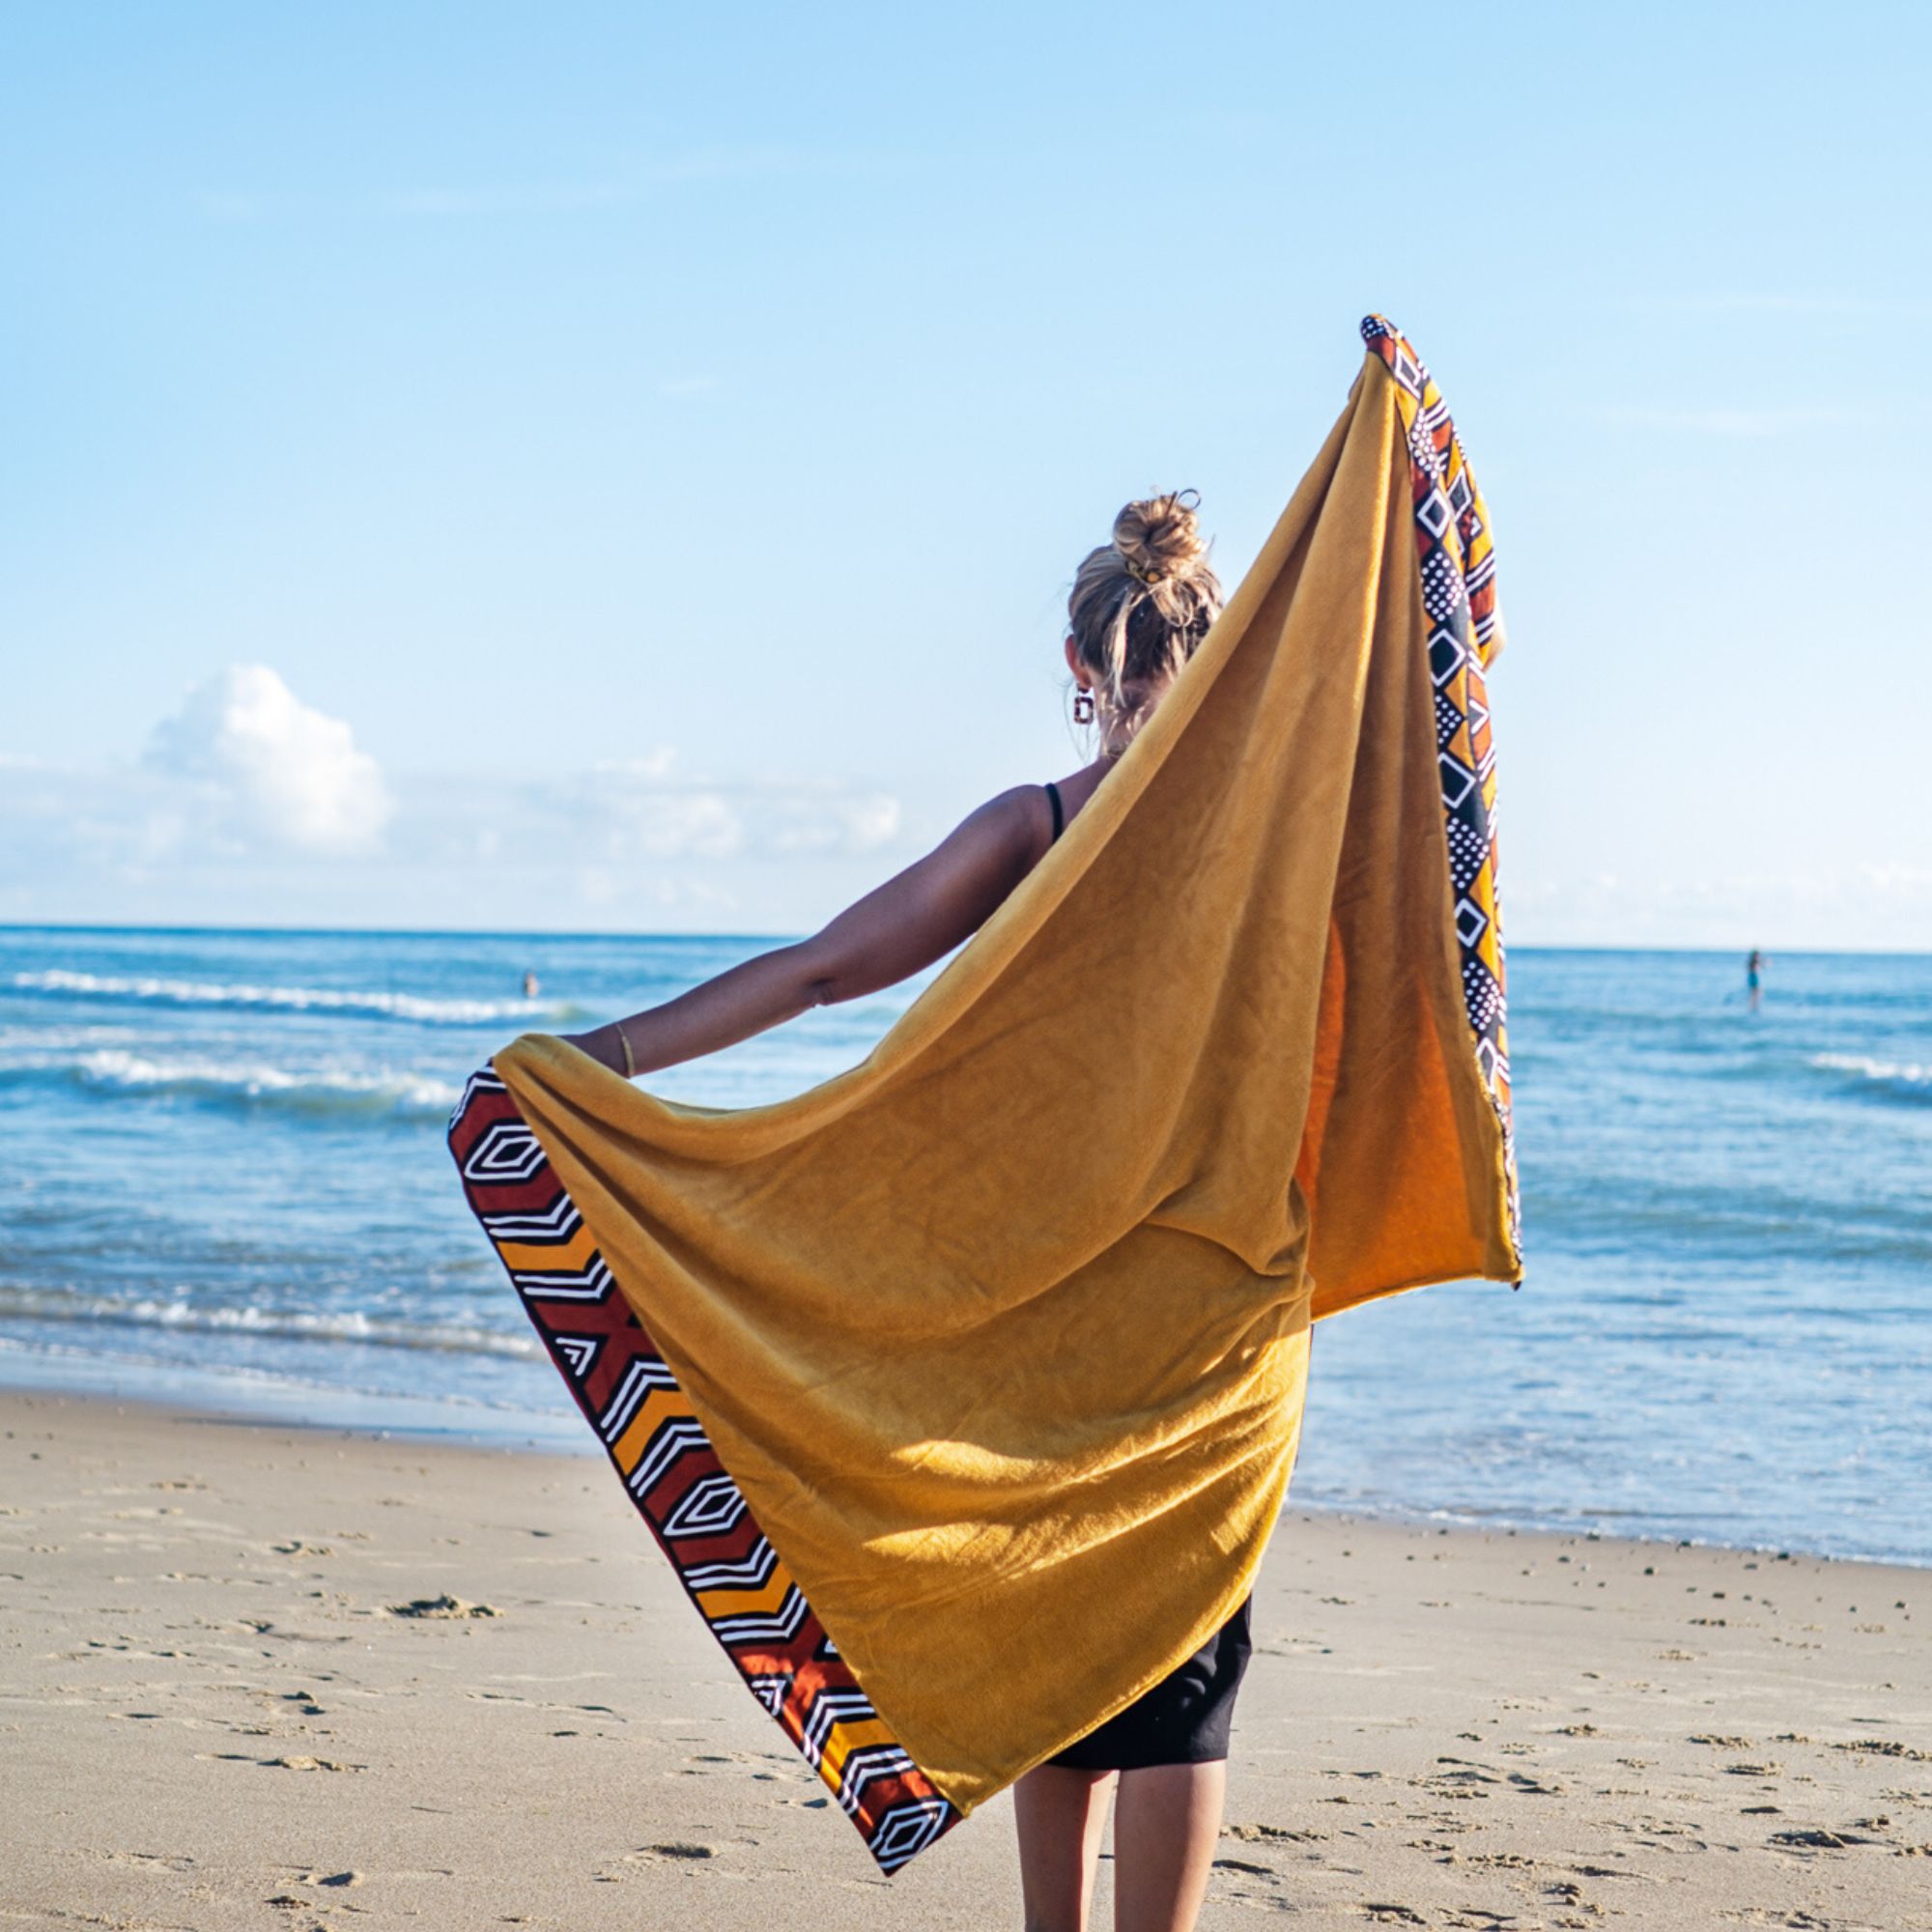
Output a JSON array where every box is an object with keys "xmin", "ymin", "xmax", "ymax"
[{"xmin": 2, "ymin": 1389, "xmax": 1927, "ymax": 1930}]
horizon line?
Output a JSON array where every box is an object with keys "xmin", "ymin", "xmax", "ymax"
[{"xmin": 1, "ymin": 920, "xmax": 1927, "ymax": 961}]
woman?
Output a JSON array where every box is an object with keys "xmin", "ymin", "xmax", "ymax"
[
  {"xmin": 462, "ymin": 314, "xmax": 1519, "ymax": 1928},
  {"xmin": 561, "ymin": 489, "xmax": 1237, "ymax": 1932}
]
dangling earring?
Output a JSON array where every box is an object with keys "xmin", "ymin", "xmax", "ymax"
[{"xmin": 1072, "ymin": 687, "xmax": 1095, "ymax": 725}]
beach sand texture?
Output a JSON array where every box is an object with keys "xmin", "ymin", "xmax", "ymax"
[{"xmin": 3, "ymin": 1393, "xmax": 1927, "ymax": 1931}]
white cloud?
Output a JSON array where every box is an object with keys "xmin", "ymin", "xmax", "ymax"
[
  {"xmin": 0, "ymin": 698, "xmax": 906, "ymax": 930},
  {"xmin": 769, "ymin": 790, "xmax": 901, "ymax": 854},
  {"xmin": 5, "ymin": 723, "xmax": 1927, "ymax": 945},
  {"xmin": 429, "ymin": 759, "xmax": 903, "ymax": 870},
  {"xmin": 1858, "ymin": 861, "xmax": 1932, "ymax": 896},
  {"xmin": 144, "ymin": 667, "xmax": 391, "ymax": 856},
  {"xmin": 594, "ymin": 781, "xmax": 743, "ymax": 861}
]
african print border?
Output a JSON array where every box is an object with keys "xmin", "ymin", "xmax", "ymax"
[
  {"xmin": 1360, "ymin": 314, "xmax": 1521, "ymax": 1258},
  {"xmin": 446, "ymin": 1067, "xmax": 962, "ymax": 1872}
]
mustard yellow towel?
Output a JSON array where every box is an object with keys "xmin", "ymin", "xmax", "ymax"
[{"xmin": 449, "ymin": 315, "xmax": 1519, "ymax": 1871}]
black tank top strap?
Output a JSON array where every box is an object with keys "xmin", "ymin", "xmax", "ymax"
[{"xmin": 1043, "ymin": 780, "xmax": 1065, "ymax": 843}]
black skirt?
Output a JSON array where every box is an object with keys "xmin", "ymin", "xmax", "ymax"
[{"xmin": 1044, "ymin": 1595, "xmax": 1254, "ymax": 1771}]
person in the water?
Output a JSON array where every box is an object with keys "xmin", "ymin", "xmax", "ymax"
[{"xmin": 1747, "ymin": 949, "xmax": 1764, "ymax": 1012}]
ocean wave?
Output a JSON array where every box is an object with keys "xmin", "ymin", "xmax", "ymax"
[
  {"xmin": 2, "ymin": 1049, "xmax": 462, "ymax": 1119},
  {"xmin": 8, "ymin": 967, "xmax": 585, "ymax": 1026},
  {"xmin": 1810, "ymin": 1052, "xmax": 1932, "ymax": 1104},
  {"xmin": 0, "ymin": 1023, "xmax": 128, "ymax": 1052},
  {"xmin": 0, "ymin": 1285, "xmax": 540, "ymax": 1360}
]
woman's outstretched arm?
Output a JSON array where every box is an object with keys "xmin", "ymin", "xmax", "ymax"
[{"xmin": 561, "ymin": 787, "xmax": 1047, "ymax": 1077}]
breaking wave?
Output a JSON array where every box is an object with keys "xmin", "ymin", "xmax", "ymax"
[
  {"xmin": 3, "ymin": 1048, "xmax": 462, "ymax": 1119},
  {"xmin": 1810, "ymin": 1051, "xmax": 1932, "ymax": 1105},
  {"xmin": 0, "ymin": 1286, "xmax": 538, "ymax": 1360},
  {"xmin": 10, "ymin": 968, "xmax": 582, "ymax": 1026}
]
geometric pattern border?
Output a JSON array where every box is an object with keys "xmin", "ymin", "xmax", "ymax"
[
  {"xmin": 447, "ymin": 1066, "xmax": 963, "ymax": 1872},
  {"xmin": 1361, "ymin": 314, "xmax": 1521, "ymax": 1257}
]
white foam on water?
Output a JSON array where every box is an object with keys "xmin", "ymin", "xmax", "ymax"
[
  {"xmin": 58, "ymin": 1048, "xmax": 462, "ymax": 1117},
  {"xmin": 1811, "ymin": 1051, "xmax": 1932, "ymax": 1097},
  {"xmin": 10, "ymin": 967, "xmax": 570, "ymax": 1025},
  {"xmin": 0, "ymin": 1285, "xmax": 539, "ymax": 1360}
]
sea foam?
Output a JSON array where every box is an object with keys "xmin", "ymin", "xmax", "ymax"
[
  {"xmin": 10, "ymin": 968, "xmax": 574, "ymax": 1026},
  {"xmin": 8, "ymin": 1048, "xmax": 466, "ymax": 1119},
  {"xmin": 0, "ymin": 1286, "xmax": 538, "ymax": 1360},
  {"xmin": 1810, "ymin": 1051, "xmax": 1932, "ymax": 1102}
]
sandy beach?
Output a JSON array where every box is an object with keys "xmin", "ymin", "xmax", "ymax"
[{"xmin": 2, "ymin": 1390, "xmax": 1926, "ymax": 1932}]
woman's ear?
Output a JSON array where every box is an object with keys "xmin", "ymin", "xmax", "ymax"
[{"xmin": 1064, "ymin": 634, "xmax": 1084, "ymax": 684}]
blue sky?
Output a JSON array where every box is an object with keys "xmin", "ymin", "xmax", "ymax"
[{"xmin": 4, "ymin": 2, "xmax": 1928, "ymax": 944}]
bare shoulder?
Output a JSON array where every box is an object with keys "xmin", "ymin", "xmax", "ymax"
[
  {"xmin": 879, "ymin": 784, "xmax": 1050, "ymax": 908},
  {"xmin": 953, "ymin": 784, "xmax": 1053, "ymax": 869},
  {"xmin": 970, "ymin": 782, "xmax": 1051, "ymax": 839},
  {"xmin": 799, "ymin": 781, "xmax": 1049, "ymax": 996}
]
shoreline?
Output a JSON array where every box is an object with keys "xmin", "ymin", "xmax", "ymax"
[
  {"xmin": 4, "ymin": 1360, "xmax": 1926, "ymax": 1574},
  {"xmin": 5, "ymin": 1387, "xmax": 1928, "ymax": 1929},
  {"xmin": 0, "ymin": 1345, "xmax": 585, "ymax": 1457}
]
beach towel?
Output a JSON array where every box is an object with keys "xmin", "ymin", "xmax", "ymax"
[{"xmin": 447, "ymin": 315, "xmax": 1520, "ymax": 1871}]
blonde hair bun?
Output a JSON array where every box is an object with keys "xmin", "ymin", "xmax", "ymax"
[
  {"xmin": 1112, "ymin": 489, "xmax": 1208, "ymax": 586},
  {"xmin": 1066, "ymin": 488, "xmax": 1224, "ymax": 750}
]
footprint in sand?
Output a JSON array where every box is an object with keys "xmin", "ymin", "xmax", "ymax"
[
  {"xmin": 1544, "ymin": 1878, "xmax": 1605, "ymax": 1915},
  {"xmin": 385, "ymin": 1594, "xmax": 500, "ymax": 1619},
  {"xmin": 1832, "ymin": 1737, "xmax": 1932, "ymax": 1763},
  {"xmin": 1770, "ymin": 1826, "xmax": 1877, "ymax": 1850},
  {"xmin": 620, "ymin": 1842, "xmax": 719, "ymax": 1863}
]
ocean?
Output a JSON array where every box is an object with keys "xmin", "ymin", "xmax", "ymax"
[{"xmin": 2, "ymin": 926, "xmax": 1926, "ymax": 1566}]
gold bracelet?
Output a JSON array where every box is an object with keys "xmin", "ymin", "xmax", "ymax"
[{"xmin": 616, "ymin": 1023, "xmax": 636, "ymax": 1079}]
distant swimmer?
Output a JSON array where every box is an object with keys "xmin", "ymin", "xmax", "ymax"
[
  {"xmin": 1746, "ymin": 949, "xmax": 1764, "ymax": 1012},
  {"xmin": 522, "ymin": 971, "xmax": 541, "ymax": 1000}
]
